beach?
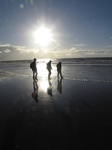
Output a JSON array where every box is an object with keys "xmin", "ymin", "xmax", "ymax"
[{"xmin": 0, "ymin": 58, "xmax": 112, "ymax": 149}]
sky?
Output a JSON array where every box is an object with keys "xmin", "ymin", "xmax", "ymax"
[{"xmin": 0, "ymin": 0, "xmax": 112, "ymax": 60}]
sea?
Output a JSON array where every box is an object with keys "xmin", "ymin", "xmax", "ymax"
[{"xmin": 0, "ymin": 57, "xmax": 112, "ymax": 83}]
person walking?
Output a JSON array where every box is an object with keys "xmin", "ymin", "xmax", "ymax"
[
  {"xmin": 30, "ymin": 58, "xmax": 37, "ymax": 80},
  {"xmin": 56, "ymin": 61, "xmax": 63, "ymax": 79},
  {"xmin": 46, "ymin": 60, "xmax": 52, "ymax": 79}
]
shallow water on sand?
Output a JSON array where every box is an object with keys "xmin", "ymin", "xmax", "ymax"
[
  {"xmin": 0, "ymin": 58, "xmax": 112, "ymax": 83},
  {"xmin": 0, "ymin": 76, "xmax": 112, "ymax": 149}
]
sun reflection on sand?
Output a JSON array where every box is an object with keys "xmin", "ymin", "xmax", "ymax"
[
  {"xmin": 37, "ymin": 63, "xmax": 49, "ymax": 91},
  {"xmin": 37, "ymin": 63, "xmax": 48, "ymax": 79},
  {"xmin": 40, "ymin": 79, "xmax": 49, "ymax": 92}
]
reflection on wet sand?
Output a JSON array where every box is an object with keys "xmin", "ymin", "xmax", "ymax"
[
  {"xmin": 32, "ymin": 79, "xmax": 38, "ymax": 102},
  {"xmin": 47, "ymin": 79, "xmax": 53, "ymax": 97},
  {"xmin": 57, "ymin": 78, "xmax": 63, "ymax": 94},
  {"xmin": 31, "ymin": 77, "xmax": 63, "ymax": 100}
]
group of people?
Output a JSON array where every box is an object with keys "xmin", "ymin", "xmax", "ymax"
[
  {"xmin": 30, "ymin": 58, "xmax": 63, "ymax": 80},
  {"xmin": 30, "ymin": 58, "xmax": 63, "ymax": 102}
]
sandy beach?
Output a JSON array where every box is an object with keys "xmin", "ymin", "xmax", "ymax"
[
  {"xmin": 0, "ymin": 74, "xmax": 112, "ymax": 149},
  {"xmin": 1, "ymin": 0, "xmax": 112, "ymax": 148}
]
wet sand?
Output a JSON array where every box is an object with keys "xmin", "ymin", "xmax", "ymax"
[{"xmin": 0, "ymin": 76, "xmax": 112, "ymax": 149}]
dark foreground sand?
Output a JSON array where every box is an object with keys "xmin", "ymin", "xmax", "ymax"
[{"xmin": 0, "ymin": 76, "xmax": 112, "ymax": 149}]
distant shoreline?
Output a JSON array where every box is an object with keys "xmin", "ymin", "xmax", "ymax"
[{"xmin": 1, "ymin": 57, "xmax": 112, "ymax": 63}]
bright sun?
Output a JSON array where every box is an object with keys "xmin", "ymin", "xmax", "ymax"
[{"xmin": 33, "ymin": 26, "xmax": 53, "ymax": 47}]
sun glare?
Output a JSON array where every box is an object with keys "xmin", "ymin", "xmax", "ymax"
[
  {"xmin": 33, "ymin": 26, "xmax": 53, "ymax": 47},
  {"xmin": 40, "ymin": 79, "xmax": 49, "ymax": 92},
  {"xmin": 37, "ymin": 63, "xmax": 49, "ymax": 92},
  {"xmin": 38, "ymin": 63, "xmax": 48, "ymax": 79}
]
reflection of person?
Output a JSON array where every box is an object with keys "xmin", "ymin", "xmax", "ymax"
[
  {"xmin": 57, "ymin": 78, "xmax": 62, "ymax": 94},
  {"xmin": 47, "ymin": 79, "xmax": 53, "ymax": 97},
  {"xmin": 56, "ymin": 61, "xmax": 63, "ymax": 79},
  {"xmin": 30, "ymin": 58, "xmax": 38, "ymax": 80},
  {"xmin": 32, "ymin": 80, "xmax": 38, "ymax": 102},
  {"xmin": 46, "ymin": 60, "xmax": 52, "ymax": 79}
]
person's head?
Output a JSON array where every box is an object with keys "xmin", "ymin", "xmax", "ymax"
[{"xmin": 34, "ymin": 58, "xmax": 36, "ymax": 62}]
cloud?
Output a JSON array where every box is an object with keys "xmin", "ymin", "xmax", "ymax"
[
  {"xmin": 0, "ymin": 44, "xmax": 40, "ymax": 60},
  {"xmin": 55, "ymin": 47, "xmax": 112, "ymax": 58},
  {"xmin": 78, "ymin": 49, "xmax": 112, "ymax": 57},
  {"xmin": 41, "ymin": 47, "xmax": 78, "ymax": 58},
  {"xmin": 0, "ymin": 44, "xmax": 17, "ymax": 53},
  {"xmin": 73, "ymin": 44, "xmax": 86, "ymax": 47},
  {"xmin": 85, "ymin": 50, "xmax": 106, "ymax": 56},
  {"xmin": 105, "ymin": 45, "xmax": 112, "ymax": 48},
  {"xmin": 4, "ymin": 49, "xmax": 11, "ymax": 53},
  {"xmin": 0, "ymin": 43, "xmax": 112, "ymax": 60},
  {"xmin": 0, "ymin": 44, "xmax": 39, "ymax": 54}
]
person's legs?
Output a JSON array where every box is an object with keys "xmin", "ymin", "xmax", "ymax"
[
  {"xmin": 57, "ymin": 69, "xmax": 59, "ymax": 78},
  {"xmin": 57, "ymin": 72, "xmax": 59, "ymax": 78},
  {"xmin": 35, "ymin": 69, "xmax": 37, "ymax": 79},
  {"xmin": 33, "ymin": 71, "xmax": 35, "ymax": 80},
  {"xmin": 48, "ymin": 70, "xmax": 51, "ymax": 79},
  {"xmin": 48, "ymin": 70, "xmax": 50, "ymax": 79},
  {"xmin": 59, "ymin": 70, "xmax": 63, "ymax": 79},
  {"xmin": 33, "ymin": 70, "xmax": 37, "ymax": 80}
]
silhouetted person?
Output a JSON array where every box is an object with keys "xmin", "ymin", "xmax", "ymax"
[
  {"xmin": 56, "ymin": 61, "xmax": 63, "ymax": 79},
  {"xmin": 57, "ymin": 78, "xmax": 62, "ymax": 94},
  {"xmin": 30, "ymin": 58, "xmax": 37, "ymax": 80},
  {"xmin": 46, "ymin": 60, "xmax": 52, "ymax": 79},
  {"xmin": 47, "ymin": 79, "xmax": 53, "ymax": 97},
  {"xmin": 32, "ymin": 80, "xmax": 38, "ymax": 102}
]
